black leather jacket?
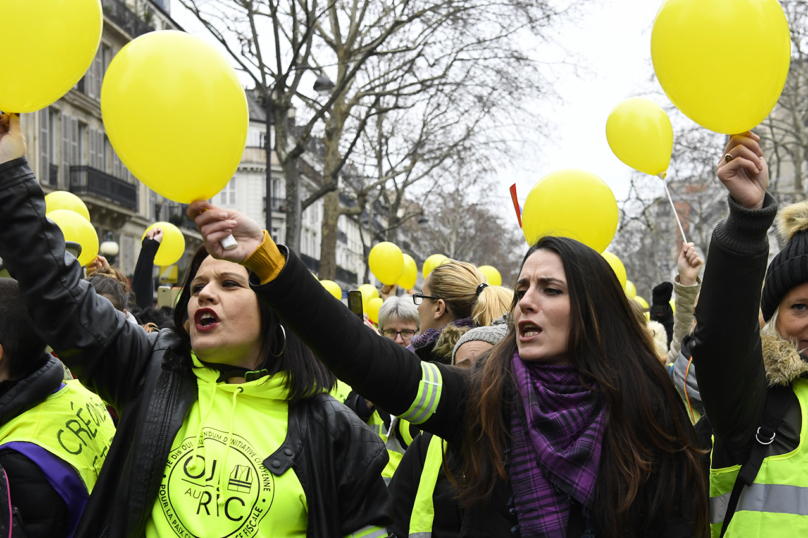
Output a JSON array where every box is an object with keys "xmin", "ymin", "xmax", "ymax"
[{"xmin": 0, "ymin": 157, "xmax": 393, "ymax": 538}]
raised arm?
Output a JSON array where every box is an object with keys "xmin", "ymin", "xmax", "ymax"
[
  {"xmin": 691, "ymin": 131, "xmax": 776, "ymax": 457},
  {"xmin": 132, "ymin": 230, "xmax": 161, "ymax": 310},
  {"xmin": 0, "ymin": 114, "xmax": 155, "ymax": 410},
  {"xmin": 667, "ymin": 242, "xmax": 702, "ymax": 365},
  {"xmin": 188, "ymin": 200, "xmax": 468, "ymax": 443}
]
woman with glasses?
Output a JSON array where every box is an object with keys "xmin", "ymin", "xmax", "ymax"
[{"xmin": 378, "ymin": 296, "xmax": 420, "ymax": 346}]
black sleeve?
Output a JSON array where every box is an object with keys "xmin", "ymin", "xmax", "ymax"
[
  {"xmin": 388, "ymin": 433, "xmax": 430, "ymax": 537},
  {"xmin": 132, "ymin": 238, "xmax": 160, "ymax": 310},
  {"xmin": 0, "ymin": 158, "xmax": 156, "ymax": 411},
  {"xmin": 0, "ymin": 451, "xmax": 68, "ymax": 538},
  {"xmin": 691, "ymin": 193, "xmax": 777, "ymax": 462},
  {"xmin": 253, "ymin": 247, "xmax": 469, "ymax": 443}
]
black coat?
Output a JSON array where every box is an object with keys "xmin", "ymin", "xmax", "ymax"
[
  {"xmin": 257, "ymin": 239, "xmax": 701, "ymax": 537},
  {"xmin": 0, "ymin": 157, "xmax": 392, "ymax": 538}
]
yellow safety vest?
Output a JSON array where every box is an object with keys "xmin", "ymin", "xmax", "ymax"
[
  {"xmin": 367, "ymin": 412, "xmax": 411, "ymax": 483},
  {"xmin": 709, "ymin": 378, "xmax": 808, "ymax": 537},
  {"xmin": 409, "ymin": 435, "xmax": 446, "ymax": 538},
  {"xmin": 0, "ymin": 379, "xmax": 115, "ymax": 492}
]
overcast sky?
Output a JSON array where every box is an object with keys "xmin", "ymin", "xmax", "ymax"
[{"xmin": 170, "ymin": 0, "xmax": 669, "ymax": 219}]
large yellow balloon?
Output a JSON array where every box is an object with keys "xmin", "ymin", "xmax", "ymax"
[
  {"xmin": 606, "ymin": 98, "xmax": 673, "ymax": 176},
  {"xmin": 142, "ymin": 222, "xmax": 186, "ymax": 267},
  {"xmin": 0, "ymin": 0, "xmax": 102, "ymax": 112},
  {"xmin": 651, "ymin": 0, "xmax": 790, "ymax": 134},
  {"xmin": 478, "ymin": 265, "xmax": 503, "ymax": 287},
  {"xmin": 397, "ymin": 254, "xmax": 418, "ymax": 290},
  {"xmin": 602, "ymin": 252, "xmax": 627, "ymax": 290},
  {"xmin": 358, "ymin": 284, "xmax": 380, "ymax": 309},
  {"xmin": 320, "ymin": 280, "xmax": 342, "ymax": 301},
  {"xmin": 45, "ymin": 191, "xmax": 91, "ymax": 222},
  {"xmin": 634, "ymin": 296, "xmax": 649, "ymax": 309},
  {"xmin": 101, "ymin": 31, "xmax": 249, "ymax": 203},
  {"xmin": 625, "ymin": 280, "xmax": 637, "ymax": 300},
  {"xmin": 522, "ymin": 170, "xmax": 618, "ymax": 253},
  {"xmin": 367, "ymin": 298, "xmax": 384, "ymax": 324},
  {"xmin": 368, "ymin": 242, "xmax": 404, "ymax": 285},
  {"xmin": 423, "ymin": 254, "xmax": 449, "ymax": 278},
  {"xmin": 47, "ymin": 210, "xmax": 98, "ymax": 266}
]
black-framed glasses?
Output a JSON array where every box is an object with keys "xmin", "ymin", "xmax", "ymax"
[
  {"xmin": 382, "ymin": 329, "xmax": 418, "ymax": 340},
  {"xmin": 413, "ymin": 293, "xmax": 439, "ymax": 305}
]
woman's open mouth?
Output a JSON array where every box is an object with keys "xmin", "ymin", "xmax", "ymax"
[{"xmin": 194, "ymin": 308, "xmax": 220, "ymax": 332}]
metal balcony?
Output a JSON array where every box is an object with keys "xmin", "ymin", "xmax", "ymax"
[
  {"xmin": 69, "ymin": 166, "xmax": 137, "ymax": 211},
  {"xmin": 101, "ymin": 0, "xmax": 154, "ymax": 38}
]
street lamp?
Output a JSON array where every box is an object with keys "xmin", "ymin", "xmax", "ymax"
[
  {"xmin": 100, "ymin": 231, "xmax": 120, "ymax": 265},
  {"xmin": 314, "ymin": 74, "xmax": 336, "ymax": 96}
]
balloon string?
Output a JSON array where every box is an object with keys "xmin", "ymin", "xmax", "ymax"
[{"xmin": 658, "ymin": 173, "xmax": 687, "ymax": 244}]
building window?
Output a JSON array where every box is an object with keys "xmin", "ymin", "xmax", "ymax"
[
  {"xmin": 39, "ymin": 108, "xmax": 51, "ymax": 182},
  {"xmin": 217, "ymin": 178, "xmax": 237, "ymax": 206}
]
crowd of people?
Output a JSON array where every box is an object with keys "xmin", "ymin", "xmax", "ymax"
[{"xmin": 0, "ymin": 110, "xmax": 804, "ymax": 538}]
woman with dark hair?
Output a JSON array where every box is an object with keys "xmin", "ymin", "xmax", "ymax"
[
  {"xmin": 0, "ymin": 113, "xmax": 392, "ymax": 538},
  {"xmin": 186, "ymin": 197, "xmax": 709, "ymax": 538}
]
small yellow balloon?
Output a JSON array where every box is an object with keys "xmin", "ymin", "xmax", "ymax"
[
  {"xmin": 368, "ymin": 242, "xmax": 404, "ymax": 285},
  {"xmin": 101, "ymin": 31, "xmax": 249, "ymax": 203},
  {"xmin": 602, "ymin": 252, "xmax": 627, "ymax": 290},
  {"xmin": 0, "ymin": 0, "xmax": 103, "ymax": 112},
  {"xmin": 634, "ymin": 296, "xmax": 649, "ymax": 309},
  {"xmin": 358, "ymin": 284, "xmax": 380, "ymax": 309},
  {"xmin": 367, "ymin": 297, "xmax": 384, "ymax": 324},
  {"xmin": 670, "ymin": 298, "xmax": 676, "ymax": 314},
  {"xmin": 606, "ymin": 98, "xmax": 673, "ymax": 176},
  {"xmin": 397, "ymin": 254, "xmax": 418, "ymax": 290},
  {"xmin": 651, "ymin": 0, "xmax": 790, "ymax": 134},
  {"xmin": 522, "ymin": 170, "xmax": 618, "ymax": 253},
  {"xmin": 478, "ymin": 265, "xmax": 503, "ymax": 287},
  {"xmin": 45, "ymin": 191, "xmax": 91, "ymax": 222},
  {"xmin": 625, "ymin": 280, "xmax": 637, "ymax": 300},
  {"xmin": 142, "ymin": 222, "xmax": 186, "ymax": 267},
  {"xmin": 320, "ymin": 280, "xmax": 342, "ymax": 301},
  {"xmin": 423, "ymin": 254, "xmax": 449, "ymax": 278},
  {"xmin": 47, "ymin": 210, "xmax": 98, "ymax": 266}
]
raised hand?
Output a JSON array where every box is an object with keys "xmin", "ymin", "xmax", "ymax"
[
  {"xmin": 86, "ymin": 255, "xmax": 111, "ymax": 277},
  {"xmin": 0, "ymin": 114, "xmax": 26, "ymax": 164},
  {"xmin": 677, "ymin": 242, "xmax": 703, "ymax": 287},
  {"xmin": 187, "ymin": 200, "xmax": 264, "ymax": 263},
  {"xmin": 716, "ymin": 131, "xmax": 768, "ymax": 210},
  {"xmin": 146, "ymin": 228, "xmax": 164, "ymax": 243}
]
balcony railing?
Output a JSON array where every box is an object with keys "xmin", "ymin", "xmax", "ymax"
[
  {"xmin": 69, "ymin": 166, "xmax": 137, "ymax": 211},
  {"xmin": 102, "ymin": 0, "xmax": 154, "ymax": 38},
  {"xmin": 168, "ymin": 204, "xmax": 198, "ymax": 232},
  {"xmin": 263, "ymin": 196, "xmax": 286, "ymax": 212}
]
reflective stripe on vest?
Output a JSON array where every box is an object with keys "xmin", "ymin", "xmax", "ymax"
[
  {"xmin": 346, "ymin": 524, "xmax": 389, "ymax": 538},
  {"xmin": 708, "ymin": 378, "xmax": 808, "ymax": 537},
  {"xmin": 0, "ymin": 379, "xmax": 115, "ymax": 492},
  {"xmin": 409, "ymin": 435, "xmax": 446, "ymax": 538},
  {"xmin": 400, "ymin": 362, "xmax": 442, "ymax": 425}
]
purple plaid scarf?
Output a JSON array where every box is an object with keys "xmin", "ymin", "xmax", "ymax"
[
  {"xmin": 410, "ymin": 317, "xmax": 474, "ymax": 351},
  {"xmin": 509, "ymin": 353, "xmax": 606, "ymax": 537}
]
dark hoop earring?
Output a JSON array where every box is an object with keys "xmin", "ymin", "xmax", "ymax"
[{"xmin": 271, "ymin": 325, "xmax": 287, "ymax": 358}]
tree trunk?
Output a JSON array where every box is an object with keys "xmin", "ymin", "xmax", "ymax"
[
  {"xmin": 319, "ymin": 190, "xmax": 340, "ymax": 279},
  {"xmin": 283, "ymin": 158, "xmax": 303, "ymax": 253}
]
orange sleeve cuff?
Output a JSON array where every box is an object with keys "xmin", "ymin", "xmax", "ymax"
[{"xmin": 243, "ymin": 230, "xmax": 286, "ymax": 284}]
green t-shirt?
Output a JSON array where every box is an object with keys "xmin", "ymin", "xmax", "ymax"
[{"xmin": 145, "ymin": 361, "xmax": 307, "ymax": 538}]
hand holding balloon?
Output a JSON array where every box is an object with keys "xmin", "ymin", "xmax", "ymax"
[
  {"xmin": 86, "ymin": 255, "xmax": 111, "ymax": 278},
  {"xmin": 716, "ymin": 132, "xmax": 768, "ymax": 210},
  {"xmin": 677, "ymin": 243, "xmax": 703, "ymax": 287},
  {"xmin": 0, "ymin": 114, "xmax": 26, "ymax": 165},
  {"xmin": 145, "ymin": 228, "xmax": 164, "ymax": 243},
  {"xmin": 187, "ymin": 201, "xmax": 264, "ymax": 262}
]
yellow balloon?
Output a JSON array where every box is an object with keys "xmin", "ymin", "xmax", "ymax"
[
  {"xmin": 625, "ymin": 280, "xmax": 637, "ymax": 300},
  {"xmin": 358, "ymin": 284, "xmax": 380, "ymax": 309},
  {"xmin": 47, "ymin": 210, "xmax": 98, "ymax": 266},
  {"xmin": 368, "ymin": 242, "xmax": 404, "ymax": 285},
  {"xmin": 45, "ymin": 191, "xmax": 91, "ymax": 222},
  {"xmin": 142, "ymin": 222, "xmax": 186, "ymax": 267},
  {"xmin": 101, "ymin": 31, "xmax": 249, "ymax": 203},
  {"xmin": 423, "ymin": 254, "xmax": 449, "ymax": 278},
  {"xmin": 320, "ymin": 280, "xmax": 342, "ymax": 301},
  {"xmin": 478, "ymin": 265, "xmax": 502, "ymax": 287},
  {"xmin": 367, "ymin": 297, "xmax": 384, "ymax": 324},
  {"xmin": 522, "ymin": 170, "xmax": 618, "ymax": 253},
  {"xmin": 634, "ymin": 296, "xmax": 649, "ymax": 309},
  {"xmin": 602, "ymin": 252, "xmax": 627, "ymax": 290},
  {"xmin": 651, "ymin": 0, "xmax": 790, "ymax": 134},
  {"xmin": 0, "ymin": 0, "xmax": 102, "ymax": 112},
  {"xmin": 397, "ymin": 254, "xmax": 418, "ymax": 290},
  {"xmin": 606, "ymin": 98, "xmax": 673, "ymax": 176},
  {"xmin": 670, "ymin": 298, "xmax": 676, "ymax": 314}
]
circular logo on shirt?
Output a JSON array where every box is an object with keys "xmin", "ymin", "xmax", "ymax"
[{"xmin": 158, "ymin": 428, "xmax": 275, "ymax": 538}]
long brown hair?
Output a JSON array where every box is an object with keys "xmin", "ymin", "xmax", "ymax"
[{"xmin": 455, "ymin": 237, "xmax": 708, "ymax": 537}]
